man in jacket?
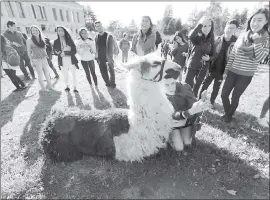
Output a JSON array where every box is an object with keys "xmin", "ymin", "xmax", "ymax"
[
  {"xmin": 94, "ymin": 21, "xmax": 116, "ymax": 88},
  {"xmin": 198, "ymin": 19, "xmax": 238, "ymax": 107},
  {"xmin": 3, "ymin": 21, "xmax": 35, "ymax": 80},
  {"xmin": 119, "ymin": 32, "xmax": 130, "ymax": 63}
]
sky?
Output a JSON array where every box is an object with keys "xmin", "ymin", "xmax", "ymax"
[{"xmin": 78, "ymin": 1, "xmax": 263, "ymax": 27}]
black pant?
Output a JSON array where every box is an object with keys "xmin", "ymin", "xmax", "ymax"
[
  {"xmin": 4, "ymin": 69, "xmax": 25, "ymax": 89},
  {"xmin": 97, "ymin": 60, "xmax": 116, "ymax": 86},
  {"xmin": 199, "ymin": 71, "xmax": 223, "ymax": 104},
  {"xmin": 19, "ymin": 52, "xmax": 35, "ymax": 79},
  {"xmin": 221, "ymin": 71, "xmax": 252, "ymax": 117},
  {"xmin": 260, "ymin": 96, "xmax": 269, "ymax": 118},
  {"xmin": 185, "ymin": 65, "xmax": 208, "ymax": 97},
  {"xmin": 81, "ymin": 60, "xmax": 97, "ymax": 85}
]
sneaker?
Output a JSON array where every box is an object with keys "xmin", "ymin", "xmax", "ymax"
[
  {"xmin": 105, "ymin": 83, "xmax": 110, "ymax": 87},
  {"xmin": 74, "ymin": 89, "xmax": 79, "ymax": 93},
  {"xmin": 19, "ymin": 85, "xmax": 27, "ymax": 91},
  {"xmin": 65, "ymin": 87, "xmax": 70, "ymax": 92}
]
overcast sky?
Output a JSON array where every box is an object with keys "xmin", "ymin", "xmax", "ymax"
[{"xmin": 78, "ymin": 1, "xmax": 261, "ymax": 27}]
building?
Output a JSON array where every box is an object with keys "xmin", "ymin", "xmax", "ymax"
[{"xmin": 1, "ymin": 1, "xmax": 85, "ymax": 39}]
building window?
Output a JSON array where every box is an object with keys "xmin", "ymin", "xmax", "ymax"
[
  {"xmin": 59, "ymin": 9, "xmax": 64, "ymax": 21},
  {"xmin": 72, "ymin": 11, "xmax": 76, "ymax": 22},
  {"xmin": 66, "ymin": 10, "xmax": 70, "ymax": 22},
  {"xmin": 42, "ymin": 6, "xmax": 47, "ymax": 20},
  {"xmin": 31, "ymin": 4, "xmax": 36, "ymax": 19},
  {"xmin": 4, "ymin": 1, "xmax": 15, "ymax": 17},
  {"xmin": 52, "ymin": 8, "xmax": 57, "ymax": 21},
  {"xmin": 76, "ymin": 12, "xmax": 80, "ymax": 23},
  {"xmin": 15, "ymin": 2, "xmax": 25, "ymax": 18},
  {"xmin": 25, "ymin": 27, "xmax": 30, "ymax": 34}
]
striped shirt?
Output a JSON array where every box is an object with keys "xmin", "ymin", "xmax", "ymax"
[{"xmin": 226, "ymin": 32, "xmax": 269, "ymax": 76}]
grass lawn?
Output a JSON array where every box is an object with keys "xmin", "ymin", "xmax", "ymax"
[{"xmin": 0, "ymin": 52, "xmax": 269, "ymax": 199}]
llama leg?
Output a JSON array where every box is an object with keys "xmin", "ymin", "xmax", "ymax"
[
  {"xmin": 180, "ymin": 126, "xmax": 193, "ymax": 145},
  {"xmin": 170, "ymin": 129, "xmax": 184, "ymax": 151}
]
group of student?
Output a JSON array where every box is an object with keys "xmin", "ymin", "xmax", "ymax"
[
  {"xmin": 157, "ymin": 9, "xmax": 269, "ymax": 127},
  {"xmin": 1, "ymin": 8, "xmax": 269, "ymax": 132}
]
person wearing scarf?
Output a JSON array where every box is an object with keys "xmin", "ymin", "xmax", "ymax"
[
  {"xmin": 26, "ymin": 25, "xmax": 53, "ymax": 91},
  {"xmin": 130, "ymin": 16, "xmax": 156, "ymax": 56},
  {"xmin": 221, "ymin": 8, "xmax": 269, "ymax": 123}
]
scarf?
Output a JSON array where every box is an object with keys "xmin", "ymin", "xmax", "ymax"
[{"xmin": 235, "ymin": 30, "xmax": 269, "ymax": 60}]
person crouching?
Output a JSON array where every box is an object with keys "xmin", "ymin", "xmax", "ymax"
[{"xmin": 161, "ymin": 67, "xmax": 209, "ymax": 152}]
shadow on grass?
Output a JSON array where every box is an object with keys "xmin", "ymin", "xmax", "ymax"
[
  {"xmin": 205, "ymin": 103, "xmax": 269, "ymax": 153},
  {"xmin": 91, "ymin": 87, "xmax": 111, "ymax": 110},
  {"xmin": 0, "ymin": 81, "xmax": 34, "ymax": 129},
  {"xmin": 20, "ymin": 89, "xmax": 61, "ymax": 166},
  {"xmin": 107, "ymin": 87, "xmax": 129, "ymax": 109},
  {"xmin": 40, "ymin": 138, "xmax": 269, "ymax": 199},
  {"xmin": 75, "ymin": 92, "xmax": 91, "ymax": 110}
]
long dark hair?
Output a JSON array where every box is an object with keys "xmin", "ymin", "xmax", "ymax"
[
  {"xmin": 246, "ymin": 8, "xmax": 269, "ymax": 34},
  {"xmin": 140, "ymin": 16, "xmax": 153, "ymax": 41},
  {"xmin": 30, "ymin": 25, "xmax": 46, "ymax": 48},
  {"xmin": 56, "ymin": 25, "xmax": 73, "ymax": 43},
  {"xmin": 173, "ymin": 31, "xmax": 188, "ymax": 44}
]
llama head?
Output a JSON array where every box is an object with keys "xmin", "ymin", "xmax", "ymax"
[{"xmin": 122, "ymin": 53, "xmax": 183, "ymax": 82}]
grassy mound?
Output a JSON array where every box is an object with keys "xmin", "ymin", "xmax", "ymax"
[{"xmin": 40, "ymin": 108, "xmax": 129, "ymax": 163}]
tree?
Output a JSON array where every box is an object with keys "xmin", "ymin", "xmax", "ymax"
[
  {"xmin": 166, "ymin": 18, "xmax": 176, "ymax": 35},
  {"xmin": 84, "ymin": 5, "xmax": 97, "ymax": 31},
  {"xmin": 206, "ymin": 0, "xmax": 223, "ymax": 35},
  {"xmin": 107, "ymin": 20, "xmax": 122, "ymax": 33},
  {"xmin": 161, "ymin": 5, "xmax": 174, "ymax": 34},
  {"xmin": 187, "ymin": 7, "xmax": 205, "ymax": 29},
  {"xmin": 239, "ymin": 8, "xmax": 248, "ymax": 26},
  {"xmin": 174, "ymin": 18, "xmax": 182, "ymax": 32}
]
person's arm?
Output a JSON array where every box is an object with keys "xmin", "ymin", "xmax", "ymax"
[
  {"xmin": 90, "ymin": 40, "xmax": 96, "ymax": 55},
  {"xmin": 188, "ymin": 24, "xmax": 203, "ymax": 45},
  {"xmin": 53, "ymin": 40, "xmax": 61, "ymax": 55},
  {"xmin": 253, "ymin": 35, "xmax": 269, "ymax": 63},
  {"xmin": 63, "ymin": 40, "xmax": 76, "ymax": 56},
  {"xmin": 119, "ymin": 40, "xmax": 123, "ymax": 50}
]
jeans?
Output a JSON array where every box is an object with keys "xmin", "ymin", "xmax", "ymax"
[
  {"xmin": 47, "ymin": 53, "xmax": 59, "ymax": 76},
  {"xmin": 20, "ymin": 51, "xmax": 35, "ymax": 79},
  {"xmin": 122, "ymin": 51, "xmax": 128, "ymax": 63},
  {"xmin": 221, "ymin": 71, "xmax": 252, "ymax": 117},
  {"xmin": 260, "ymin": 96, "xmax": 269, "ymax": 118},
  {"xmin": 199, "ymin": 71, "xmax": 223, "ymax": 104},
  {"xmin": 81, "ymin": 60, "xmax": 97, "ymax": 85},
  {"xmin": 185, "ymin": 65, "xmax": 208, "ymax": 97},
  {"xmin": 98, "ymin": 60, "xmax": 116, "ymax": 86},
  {"xmin": 3, "ymin": 69, "xmax": 25, "ymax": 89},
  {"xmin": 32, "ymin": 57, "xmax": 52, "ymax": 90},
  {"xmin": 61, "ymin": 57, "xmax": 77, "ymax": 89}
]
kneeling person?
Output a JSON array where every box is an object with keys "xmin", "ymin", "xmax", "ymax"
[{"xmin": 162, "ymin": 67, "xmax": 209, "ymax": 151}]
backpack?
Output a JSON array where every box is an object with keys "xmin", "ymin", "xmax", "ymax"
[
  {"xmin": 112, "ymin": 37, "xmax": 119, "ymax": 55},
  {"xmin": 6, "ymin": 45, "xmax": 20, "ymax": 67}
]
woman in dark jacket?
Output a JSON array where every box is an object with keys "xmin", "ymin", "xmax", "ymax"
[
  {"xmin": 54, "ymin": 26, "xmax": 79, "ymax": 92},
  {"xmin": 171, "ymin": 31, "xmax": 189, "ymax": 68},
  {"xmin": 185, "ymin": 16, "xmax": 215, "ymax": 97}
]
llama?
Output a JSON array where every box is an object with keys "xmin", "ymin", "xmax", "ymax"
[{"xmin": 41, "ymin": 54, "xmax": 180, "ymax": 162}]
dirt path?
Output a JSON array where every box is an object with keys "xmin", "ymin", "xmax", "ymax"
[{"xmin": 1, "ymin": 58, "xmax": 269, "ymax": 199}]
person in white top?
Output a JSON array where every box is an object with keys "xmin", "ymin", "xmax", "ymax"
[{"xmin": 76, "ymin": 27, "xmax": 97, "ymax": 86}]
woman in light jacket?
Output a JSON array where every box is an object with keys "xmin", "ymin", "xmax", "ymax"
[
  {"xmin": 76, "ymin": 27, "xmax": 98, "ymax": 87},
  {"xmin": 130, "ymin": 16, "xmax": 156, "ymax": 56}
]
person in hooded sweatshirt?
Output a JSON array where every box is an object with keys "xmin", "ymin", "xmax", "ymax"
[
  {"xmin": 119, "ymin": 32, "xmax": 130, "ymax": 63},
  {"xmin": 76, "ymin": 27, "xmax": 98, "ymax": 87}
]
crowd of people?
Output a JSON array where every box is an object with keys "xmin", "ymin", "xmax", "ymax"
[{"xmin": 1, "ymin": 8, "xmax": 269, "ymax": 152}]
